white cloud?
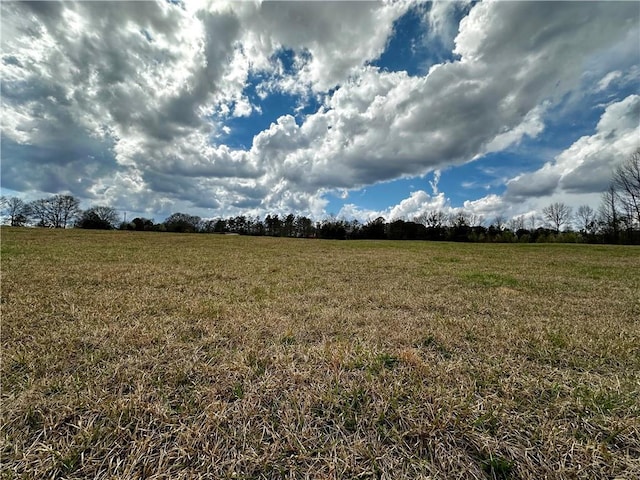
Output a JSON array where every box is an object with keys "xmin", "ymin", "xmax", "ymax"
[
  {"xmin": 1, "ymin": 1, "xmax": 638, "ymax": 220},
  {"xmin": 426, "ymin": 0, "xmax": 471, "ymax": 48},
  {"xmin": 237, "ymin": 1, "xmax": 412, "ymax": 93},
  {"xmin": 506, "ymin": 95, "xmax": 640, "ymax": 200},
  {"xmin": 338, "ymin": 190, "xmax": 449, "ymax": 223},
  {"xmin": 387, "ymin": 190, "xmax": 448, "ymax": 221},
  {"xmin": 429, "ymin": 170, "xmax": 441, "ymax": 195},
  {"xmin": 336, "ymin": 203, "xmax": 380, "ymax": 223},
  {"xmin": 461, "ymin": 194, "xmax": 505, "ymax": 219},
  {"xmin": 483, "ymin": 103, "xmax": 547, "ymax": 154},
  {"xmin": 597, "ymin": 71, "xmax": 623, "ymax": 92},
  {"xmin": 245, "ymin": 1, "xmax": 638, "ymax": 205}
]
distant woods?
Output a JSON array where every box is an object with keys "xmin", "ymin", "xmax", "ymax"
[{"xmin": 2, "ymin": 150, "xmax": 639, "ymax": 244}]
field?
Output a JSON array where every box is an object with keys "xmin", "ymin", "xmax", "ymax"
[{"xmin": 1, "ymin": 227, "xmax": 639, "ymax": 479}]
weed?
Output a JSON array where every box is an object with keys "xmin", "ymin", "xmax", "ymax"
[
  {"xmin": 418, "ymin": 335, "xmax": 452, "ymax": 358},
  {"xmin": 24, "ymin": 407, "xmax": 44, "ymax": 430},
  {"xmin": 368, "ymin": 353, "xmax": 400, "ymax": 373},
  {"xmin": 56, "ymin": 449, "xmax": 83, "ymax": 475},
  {"xmin": 473, "ymin": 411, "xmax": 500, "ymax": 436},
  {"xmin": 338, "ymin": 387, "xmax": 368, "ymax": 432},
  {"xmin": 280, "ymin": 334, "xmax": 296, "ymax": 346},
  {"xmin": 481, "ymin": 455, "xmax": 514, "ymax": 479},
  {"xmin": 232, "ymin": 382, "xmax": 245, "ymax": 401}
]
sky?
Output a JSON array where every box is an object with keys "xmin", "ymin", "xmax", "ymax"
[{"xmin": 1, "ymin": 0, "xmax": 639, "ymax": 224}]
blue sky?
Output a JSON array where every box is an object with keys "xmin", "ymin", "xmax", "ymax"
[{"xmin": 1, "ymin": 1, "xmax": 639, "ymax": 224}]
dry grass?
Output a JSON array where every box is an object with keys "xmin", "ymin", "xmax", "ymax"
[{"xmin": 1, "ymin": 227, "xmax": 639, "ymax": 479}]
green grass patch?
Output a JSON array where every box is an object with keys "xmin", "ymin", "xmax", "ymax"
[
  {"xmin": 461, "ymin": 271, "xmax": 520, "ymax": 288},
  {"xmin": 481, "ymin": 455, "xmax": 514, "ymax": 479}
]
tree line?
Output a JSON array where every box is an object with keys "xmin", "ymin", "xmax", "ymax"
[{"xmin": 2, "ymin": 150, "xmax": 639, "ymax": 244}]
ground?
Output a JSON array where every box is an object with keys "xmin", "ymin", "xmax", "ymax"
[{"xmin": 1, "ymin": 227, "xmax": 639, "ymax": 479}]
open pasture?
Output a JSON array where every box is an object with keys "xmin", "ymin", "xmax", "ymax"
[{"xmin": 1, "ymin": 227, "xmax": 639, "ymax": 479}]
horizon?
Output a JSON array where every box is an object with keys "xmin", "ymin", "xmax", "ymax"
[{"xmin": 1, "ymin": 1, "xmax": 639, "ymax": 223}]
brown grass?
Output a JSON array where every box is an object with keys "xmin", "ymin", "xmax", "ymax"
[{"xmin": 1, "ymin": 227, "xmax": 639, "ymax": 479}]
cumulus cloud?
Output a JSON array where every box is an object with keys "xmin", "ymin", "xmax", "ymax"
[
  {"xmin": 387, "ymin": 190, "xmax": 448, "ymax": 221},
  {"xmin": 1, "ymin": 0, "xmax": 413, "ymax": 215},
  {"xmin": 461, "ymin": 194, "xmax": 505, "ymax": 220},
  {"xmin": 368, "ymin": 93, "xmax": 639, "ymax": 226},
  {"xmin": 1, "ymin": 1, "xmax": 638, "ymax": 219},
  {"xmin": 248, "ymin": 1, "xmax": 637, "ymax": 193},
  {"xmin": 425, "ymin": 0, "xmax": 471, "ymax": 48},
  {"xmin": 237, "ymin": 0, "xmax": 411, "ymax": 93},
  {"xmin": 338, "ymin": 189, "xmax": 449, "ymax": 223},
  {"xmin": 337, "ymin": 189, "xmax": 507, "ymax": 225},
  {"xmin": 506, "ymin": 95, "xmax": 640, "ymax": 200}
]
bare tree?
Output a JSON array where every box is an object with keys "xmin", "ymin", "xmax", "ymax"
[
  {"xmin": 29, "ymin": 199, "xmax": 54, "ymax": 227},
  {"xmin": 620, "ymin": 201, "xmax": 636, "ymax": 236},
  {"xmin": 450, "ymin": 211, "xmax": 470, "ymax": 228},
  {"xmin": 58, "ymin": 195, "xmax": 81, "ymax": 228},
  {"xmin": 542, "ymin": 202, "xmax": 572, "ymax": 233},
  {"xmin": 415, "ymin": 210, "xmax": 447, "ymax": 229},
  {"xmin": 1, "ymin": 196, "xmax": 31, "ymax": 226},
  {"xmin": 598, "ymin": 185, "xmax": 620, "ymax": 240},
  {"xmin": 492, "ymin": 214, "xmax": 507, "ymax": 231},
  {"xmin": 30, "ymin": 194, "xmax": 80, "ymax": 228},
  {"xmin": 612, "ymin": 148, "xmax": 640, "ymax": 227},
  {"xmin": 508, "ymin": 215, "xmax": 525, "ymax": 232},
  {"xmin": 468, "ymin": 213, "xmax": 485, "ymax": 227},
  {"xmin": 575, "ymin": 205, "xmax": 597, "ymax": 235}
]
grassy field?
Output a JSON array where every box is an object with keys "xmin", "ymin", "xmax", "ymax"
[{"xmin": 1, "ymin": 227, "xmax": 639, "ymax": 479}]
